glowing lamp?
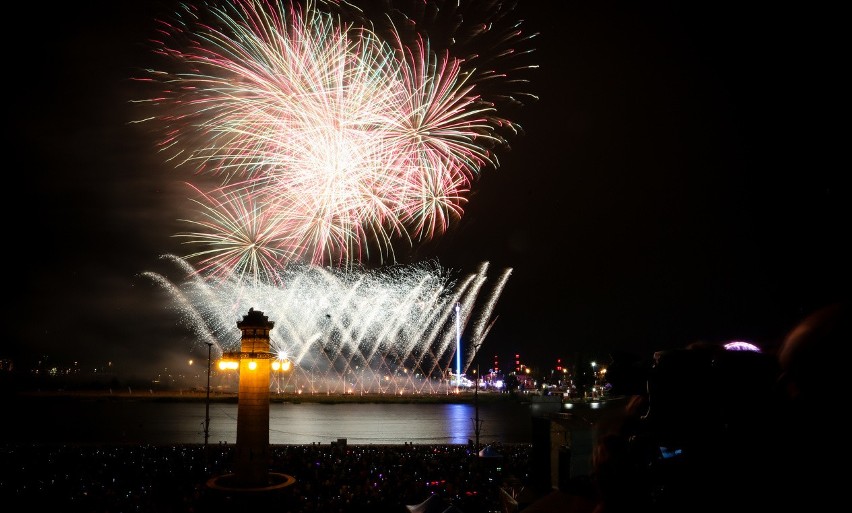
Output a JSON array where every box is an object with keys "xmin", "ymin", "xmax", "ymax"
[
  {"xmin": 218, "ymin": 360, "xmax": 239, "ymax": 371},
  {"xmin": 271, "ymin": 359, "xmax": 292, "ymax": 372}
]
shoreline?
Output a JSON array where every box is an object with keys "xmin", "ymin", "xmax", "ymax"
[{"xmin": 10, "ymin": 388, "xmax": 525, "ymax": 404}]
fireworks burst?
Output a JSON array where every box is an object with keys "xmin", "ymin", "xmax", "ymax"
[{"xmin": 133, "ymin": 0, "xmax": 536, "ymax": 270}]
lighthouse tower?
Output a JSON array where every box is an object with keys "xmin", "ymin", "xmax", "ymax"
[
  {"xmin": 205, "ymin": 308, "xmax": 295, "ymax": 507},
  {"xmin": 234, "ymin": 308, "xmax": 274, "ymax": 487}
]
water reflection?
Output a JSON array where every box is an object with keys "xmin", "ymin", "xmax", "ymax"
[{"xmin": 445, "ymin": 403, "xmax": 472, "ymax": 444}]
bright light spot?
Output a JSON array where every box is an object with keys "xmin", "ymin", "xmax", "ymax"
[{"xmin": 724, "ymin": 341, "xmax": 761, "ymax": 352}]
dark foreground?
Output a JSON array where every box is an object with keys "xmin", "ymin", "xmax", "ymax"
[{"xmin": 0, "ymin": 442, "xmax": 538, "ymax": 513}]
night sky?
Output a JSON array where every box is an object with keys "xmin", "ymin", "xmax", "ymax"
[{"xmin": 9, "ymin": 1, "xmax": 847, "ymax": 378}]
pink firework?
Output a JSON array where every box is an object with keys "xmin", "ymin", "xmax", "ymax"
[{"xmin": 135, "ymin": 0, "xmax": 536, "ymax": 274}]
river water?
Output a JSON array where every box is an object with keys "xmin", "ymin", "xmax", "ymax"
[{"xmin": 5, "ymin": 395, "xmax": 615, "ymax": 445}]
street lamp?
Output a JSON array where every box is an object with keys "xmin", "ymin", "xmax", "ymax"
[
  {"xmin": 473, "ymin": 366, "xmax": 482, "ymax": 451},
  {"xmin": 204, "ymin": 341, "xmax": 213, "ymax": 468},
  {"xmin": 204, "ymin": 342, "xmax": 214, "ymax": 446},
  {"xmin": 590, "ymin": 361, "xmax": 597, "ymax": 398}
]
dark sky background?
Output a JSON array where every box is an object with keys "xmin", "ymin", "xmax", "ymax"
[{"xmin": 8, "ymin": 1, "xmax": 847, "ymax": 379}]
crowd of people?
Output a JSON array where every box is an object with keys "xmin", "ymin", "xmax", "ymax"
[
  {"xmin": 2, "ymin": 302, "xmax": 846, "ymax": 512},
  {"xmin": 0, "ymin": 441, "xmax": 531, "ymax": 512}
]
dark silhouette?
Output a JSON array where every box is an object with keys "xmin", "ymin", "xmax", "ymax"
[
  {"xmin": 573, "ymin": 340, "xmax": 784, "ymax": 513},
  {"xmin": 771, "ymin": 302, "xmax": 849, "ymax": 512}
]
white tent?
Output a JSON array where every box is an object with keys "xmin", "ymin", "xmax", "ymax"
[
  {"xmin": 478, "ymin": 444, "xmax": 504, "ymax": 459},
  {"xmin": 406, "ymin": 494, "xmax": 447, "ymax": 513}
]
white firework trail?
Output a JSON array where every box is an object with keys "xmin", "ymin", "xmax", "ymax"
[{"xmin": 143, "ymin": 254, "xmax": 511, "ymax": 393}]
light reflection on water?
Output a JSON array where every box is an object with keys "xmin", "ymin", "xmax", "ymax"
[{"xmin": 264, "ymin": 402, "xmax": 535, "ymax": 444}]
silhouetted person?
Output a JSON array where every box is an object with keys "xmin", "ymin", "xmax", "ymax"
[
  {"xmin": 588, "ymin": 341, "xmax": 785, "ymax": 513},
  {"xmin": 772, "ymin": 302, "xmax": 849, "ymax": 512},
  {"xmin": 778, "ymin": 302, "xmax": 848, "ymax": 409}
]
